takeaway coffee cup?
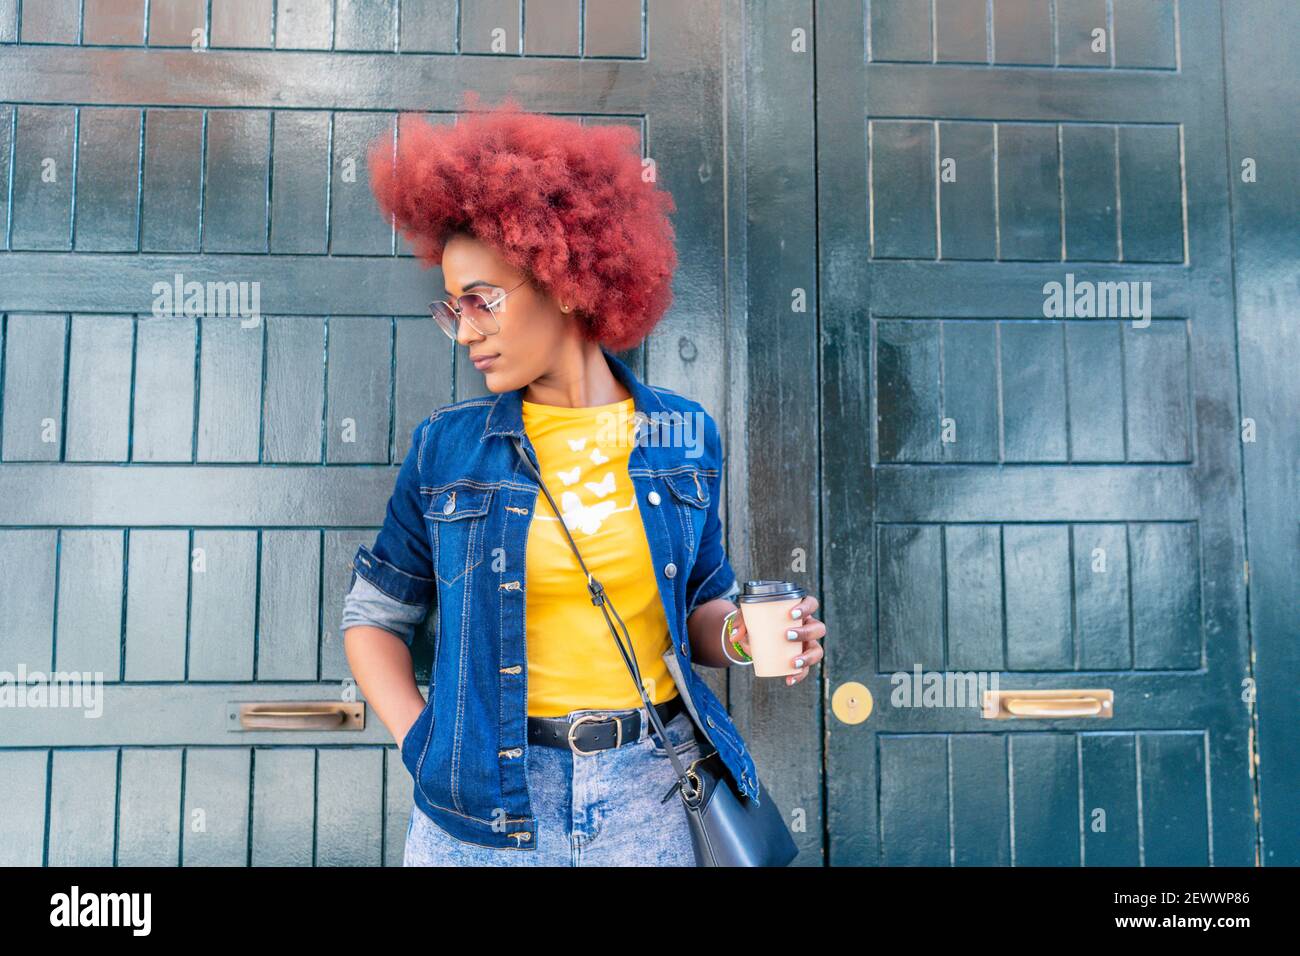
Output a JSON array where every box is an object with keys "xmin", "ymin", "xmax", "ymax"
[{"xmin": 738, "ymin": 580, "xmax": 807, "ymax": 677}]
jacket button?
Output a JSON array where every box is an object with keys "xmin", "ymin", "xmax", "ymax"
[
  {"xmin": 664, "ymin": 562, "xmax": 676, "ymax": 578},
  {"xmin": 648, "ymin": 491, "xmax": 661, "ymax": 506},
  {"xmin": 442, "ymin": 498, "xmax": 455, "ymax": 515},
  {"xmin": 680, "ymin": 641, "xmax": 688, "ymax": 654}
]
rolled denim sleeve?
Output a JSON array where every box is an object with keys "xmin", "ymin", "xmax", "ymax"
[
  {"xmin": 341, "ymin": 420, "xmax": 436, "ymax": 646},
  {"xmin": 341, "ymin": 574, "xmax": 428, "ymax": 645},
  {"xmin": 685, "ymin": 411, "xmax": 741, "ymax": 617}
]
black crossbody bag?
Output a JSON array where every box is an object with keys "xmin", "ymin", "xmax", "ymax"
[{"xmin": 512, "ymin": 436, "xmax": 798, "ymax": 867}]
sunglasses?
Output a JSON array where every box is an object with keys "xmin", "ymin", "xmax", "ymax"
[{"xmin": 429, "ymin": 277, "xmax": 530, "ymax": 340}]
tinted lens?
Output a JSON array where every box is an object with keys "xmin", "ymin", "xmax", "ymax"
[
  {"xmin": 429, "ymin": 301, "xmax": 459, "ymax": 339},
  {"xmin": 458, "ymin": 293, "xmax": 501, "ymax": 333}
]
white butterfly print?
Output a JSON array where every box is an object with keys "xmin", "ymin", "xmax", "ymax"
[
  {"xmin": 567, "ymin": 437, "xmax": 587, "ymax": 451},
  {"xmin": 589, "ymin": 447, "xmax": 609, "ymax": 465},
  {"xmin": 583, "ymin": 472, "xmax": 616, "ymax": 498},
  {"xmin": 557, "ymin": 466, "xmax": 581, "ymax": 486},
  {"xmin": 559, "ymin": 491, "xmax": 617, "ymax": 534},
  {"xmin": 536, "ymin": 492, "xmax": 637, "ymax": 535}
]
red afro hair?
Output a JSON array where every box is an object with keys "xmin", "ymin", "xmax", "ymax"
[{"xmin": 367, "ymin": 92, "xmax": 678, "ymax": 352}]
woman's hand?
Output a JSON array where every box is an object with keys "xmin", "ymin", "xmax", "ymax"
[
  {"xmin": 342, "ymin": 625, "xmax": 428, "ymax": 751},
  {"xmin": 729, "ymin": 594, "xmax": 827, "ymax": 686}
]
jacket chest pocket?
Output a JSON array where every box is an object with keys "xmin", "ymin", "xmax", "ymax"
[
  {"xmin": 661, "ymin": 468, "xmax": 710, "ymax": 556},
  {"xmin": 425, "ymin": 484, "xmax": 495, "ymax": 587}
]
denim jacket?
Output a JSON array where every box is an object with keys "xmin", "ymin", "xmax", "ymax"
[{"xmin": 340, "ymin": 347, "xmax": 758, "ymax": 849}]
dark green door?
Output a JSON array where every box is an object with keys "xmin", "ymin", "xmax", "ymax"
[
  {"xmin": 816, "ymin": 0, "xmax": 1256, "ymax": 864},
  {"xmin": 0, "ymin": 0, "xmax": 734, "ymax": 865}
]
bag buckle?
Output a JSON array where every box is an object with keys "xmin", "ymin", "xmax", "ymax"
[{"xmin": 662, "ymin": 766, "xmax": 704, "ymax": 804}]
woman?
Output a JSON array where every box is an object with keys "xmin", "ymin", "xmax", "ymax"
[{"xmin": 341, "ymin": 94, "xmax": 826, "ymax": 866}]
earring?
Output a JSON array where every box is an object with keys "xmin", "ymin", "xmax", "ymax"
[{"xmin": 561, "ymin": 304, "xmax": 571, "ymax": 313}]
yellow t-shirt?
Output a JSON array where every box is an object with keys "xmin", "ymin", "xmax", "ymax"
[{"xmin": 521, "ymin": 395, "xmax": 678, "ymax": 717}]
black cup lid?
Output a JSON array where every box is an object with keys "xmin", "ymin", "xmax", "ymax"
[{"xmin": 740, "ymin": 580, "xmax": 806, "ymax": 603}]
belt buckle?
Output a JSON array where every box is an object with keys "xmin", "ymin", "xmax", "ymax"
[{"xmin": 567, "ymin": 713, "xmax": 622, "ymax": 756}]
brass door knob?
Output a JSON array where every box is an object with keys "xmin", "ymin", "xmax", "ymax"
[{"xmin": 832, "ymin": 682, "xmax": 873, "ymax": 724}]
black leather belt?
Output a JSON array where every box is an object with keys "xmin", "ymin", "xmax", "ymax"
[{"xmin": 527, "ymin": 694, "xmax": 688, "ymax": 755}]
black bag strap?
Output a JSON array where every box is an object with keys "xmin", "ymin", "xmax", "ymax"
[{"xmin": 511, "ymin": 435, "xmax": 699, "ymax": 795}]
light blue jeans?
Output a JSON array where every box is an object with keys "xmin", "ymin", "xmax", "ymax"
[{"xmin": 403, "ymin": 704, "xmax": 704, "ymax": 866}]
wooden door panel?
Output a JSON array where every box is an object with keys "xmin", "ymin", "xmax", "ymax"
[
  {"xmin": 818, "ymin": 0, "xmax": 1253, "ymax": 865},
  {"xmin": 0, "ymin": 0, "xmax": 734, "ymax": 865}
]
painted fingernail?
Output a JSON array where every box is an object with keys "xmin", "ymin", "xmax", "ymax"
[
  {"xmin": 786, "ymin": 629, "xmax": 799, "ymax": 641},
  {"xmin": 794, "ymin": 658, "xmax": 805, "ymax": 668},
  {"xmin": 790, "ymin": 608, "xmax": 802, "ymax": 619}
]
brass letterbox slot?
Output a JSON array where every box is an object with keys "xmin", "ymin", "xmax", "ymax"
[
  {"xmin": 229, "ymin": 701, "xmax": 366, "ymax": 731},
  {"xmin": 982, "ymin": 689, "xmax": 1113, "ymax": 720}
]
